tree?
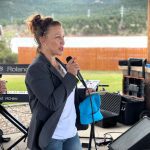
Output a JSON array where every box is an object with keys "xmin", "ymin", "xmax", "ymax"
[{"xmin": 0, "ymin": 39, "xmax": 17, "ymax": 64}]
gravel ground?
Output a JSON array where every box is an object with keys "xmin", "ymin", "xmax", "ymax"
[
  {"xmin": 0, "ymin": 103, "xmax": 130, "ymax": 150},
  {"xmin": 0, "ymin": 103, "xmax": 31, "ymax": 135}
]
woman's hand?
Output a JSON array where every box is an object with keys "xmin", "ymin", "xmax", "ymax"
[
  {"xmin": 0, "ymin": 80, "xmax": 7, "ymax": 94},
  {"xmin": 86, "ymin": 88, "xmax": 96, "ymax": 96},
  {"xmin": 66, "ymin": 57, "xmax": 80, "ymax": 76}
]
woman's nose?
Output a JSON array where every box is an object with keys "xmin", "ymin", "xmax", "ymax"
[{"xmin": 61, "ymin": 38, "xmax": 65, "ymax": 45}]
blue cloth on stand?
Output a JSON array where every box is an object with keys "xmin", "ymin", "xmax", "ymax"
[{"xmin": 79, "ymin": 92, "xmax": 103, "ymax": 125}]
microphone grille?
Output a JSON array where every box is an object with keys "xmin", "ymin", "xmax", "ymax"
[{"xmin": 66, "ymin": 56, "xmax": 72, "ymax": 63}]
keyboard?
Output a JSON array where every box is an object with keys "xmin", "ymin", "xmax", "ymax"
[{"xmin": 0, "ymin": 91, "xmax": 29, "ymax": 103}]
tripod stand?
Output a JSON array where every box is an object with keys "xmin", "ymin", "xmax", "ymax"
[
  {"xmin": 81, "ymin": 122, "xmax": 113, "ymax": 150},
  {"xmin": 80, "ymin": 84, "xmax": 112, "ymax": 150},
  {"xmin": 80, "ymin": 122, "xmax": 98, "ymax": 150},
  {"xmin": 88, "ymin": 123, "xmax": 97, "ymax": 150}
]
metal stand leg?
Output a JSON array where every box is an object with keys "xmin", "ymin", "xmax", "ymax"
[
  {"xmin": 0, "ymin": 105, "xmax": 28, "ymax": 149},
  {"xmin": 80, "ymin": 123, "xmax": 113, "ymax": 149},
  {"xmin": 88, "ymin": 123, "xmax": 94, "ymax": 150}
]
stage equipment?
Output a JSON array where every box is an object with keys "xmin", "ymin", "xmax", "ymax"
[
  {"xmin": 0, "ymin": 64, "xmax": 29, "ymax": 150},
  {"xmin": 96, "ymin": 92, "xmax": 121, "ymax": 128},
  {"xmin": 108, "ymin": 116, "xmax": 150, "ymax": 150}
]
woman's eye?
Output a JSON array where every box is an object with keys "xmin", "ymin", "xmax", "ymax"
[
  {"xmin": 56, "ymin": 36, "xmax": 61, "ymax": 39},
  {"xmin": 56, "ymin": 36, "xmax": 64, "ymax": 40}
]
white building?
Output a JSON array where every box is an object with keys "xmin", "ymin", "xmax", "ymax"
[{"xmin": 10, "ymin": 36, "xmax": 147, "ymax": 53}]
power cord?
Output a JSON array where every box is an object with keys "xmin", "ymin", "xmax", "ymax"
[
  {"xmin": 96, "ymin": 132, "xmax": 123, "ymax": 146},
  {"xmin": 96, "ymin": 133, "xmax": 113, "ymax": 146}
]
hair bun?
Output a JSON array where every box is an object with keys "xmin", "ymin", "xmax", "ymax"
[
  {"xmin": 26, "ymin": 14, "xmax": 61, "ymax": 37},
  {"xmin": 32, "ymin": 14, "xmax": 42, "ymax": 27},
  {"xmin": 43, "ymin": 17, "xmax": 53, "ymax": 28},
  {"xmin": 26, "ymin": 14, "xmax": 43, "ymax": 35}
]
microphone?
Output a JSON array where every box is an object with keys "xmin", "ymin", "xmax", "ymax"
[{"xmin": 66, "ymin": 56, "xmax": 87, "ymax": 89}]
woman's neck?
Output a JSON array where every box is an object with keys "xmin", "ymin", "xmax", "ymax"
[{"xmin": 42, "ymin": 51, "xmax": 58, "ymax": 67}]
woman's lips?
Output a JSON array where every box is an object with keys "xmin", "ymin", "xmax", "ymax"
[{"xmin": 60, "ymin": 47, "xmax": 64, "ymax": 51}]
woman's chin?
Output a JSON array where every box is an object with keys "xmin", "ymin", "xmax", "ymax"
[{"xmin": 56, "ymin": 52, "xmax": 63, "ymax": 56}]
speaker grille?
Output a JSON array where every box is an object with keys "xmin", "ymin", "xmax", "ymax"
[
  {"xmin": 108, "ymin": 117, "xmax": 150, "ymax": 150},
  {"xmin": 101, "ymin": 93, "xmax": 121, "ymax": 115}
]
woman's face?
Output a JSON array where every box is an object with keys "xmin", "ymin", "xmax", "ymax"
[{"xmin": 42, "ymin": 25, "xmax": 65, "ymax": 56}]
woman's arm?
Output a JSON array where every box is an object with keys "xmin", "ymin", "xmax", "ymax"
[{"xmin": 26, "ymin": 63, "xmax": 78, "ymax": 111}]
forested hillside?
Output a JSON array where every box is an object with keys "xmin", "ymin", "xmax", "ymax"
[{"xmin": 0, "ymin": 0, "xmax": 148, "ymax": 35}]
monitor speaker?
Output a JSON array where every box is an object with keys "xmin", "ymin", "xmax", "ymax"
[{"xmin": 108, "ymin": 117, "xmax": 150, "ymax": 150}]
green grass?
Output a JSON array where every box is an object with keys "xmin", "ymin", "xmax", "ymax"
[
  {"xmin": 2, "ymin": 75, "xmax": 26, "ymax": 91},
  {"xmin": 81, "ymin": 71, "xmax": 123, "ymax": 93},
  {"xmin": 2, "ymin": 71, "xmax": 123, "ymax": 93}
]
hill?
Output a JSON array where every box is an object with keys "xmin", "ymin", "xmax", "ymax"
[{"xmin": 0, "ymin": 0, "xmax": 148, "ymax": 35}]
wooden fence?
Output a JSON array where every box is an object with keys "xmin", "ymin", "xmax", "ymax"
[{"xmin": 18, "ymin": 47, "xmax": 147, "ymax": 70}]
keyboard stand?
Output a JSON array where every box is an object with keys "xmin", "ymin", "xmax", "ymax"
[
  {"xmin": 0, "ymin": 104, "xmax": 28, "ymax": 150},
  {"xmin": 0, "ymin": 64, "xmax": 30, "ymax": 149}
]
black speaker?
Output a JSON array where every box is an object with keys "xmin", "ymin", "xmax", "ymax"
[
  {"xmin": 118, "ymin": 96, "xmax": 145, "ymax": 125},
  {"xmin": 108, "ymin": 117, "xmax": 150, "ymax": 150},
  {"xmin": 96, "ymin": 92, "xmax": 121, "ymax": 128}
]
